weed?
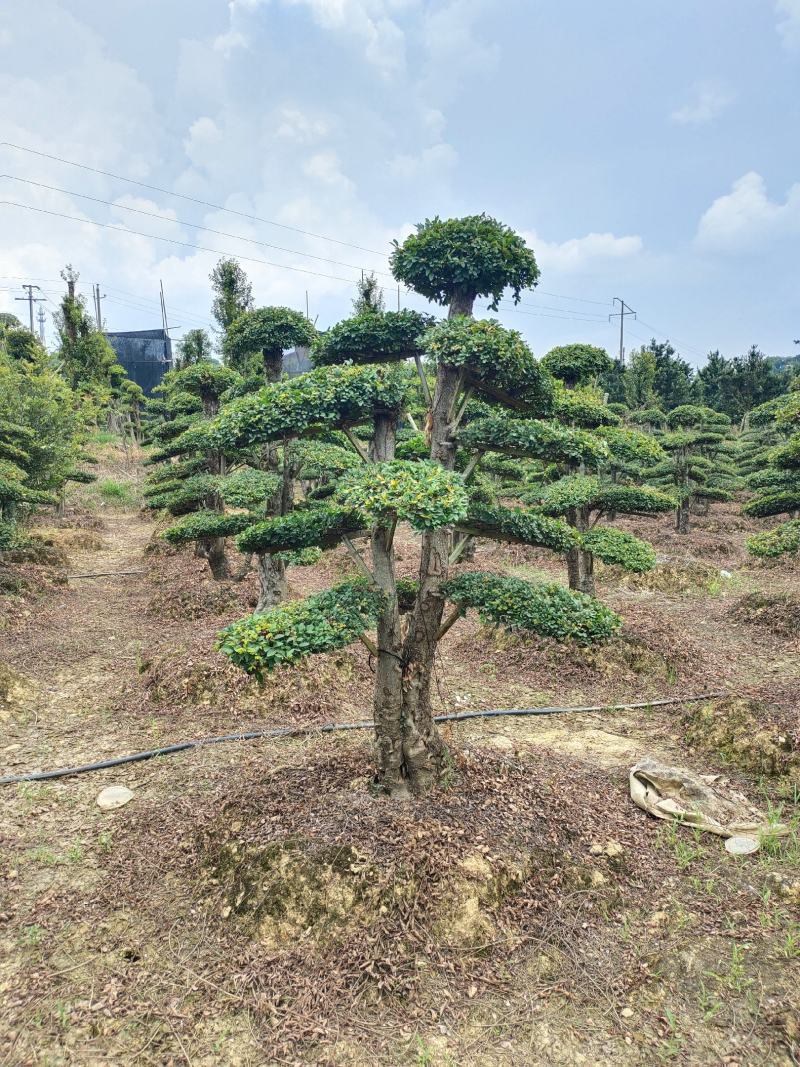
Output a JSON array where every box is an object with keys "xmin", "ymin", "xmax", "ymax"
[
  {"xmin": 19, "ymin": 924, "xmax": 44, "ymax": 946},
  {"xmin": 97, "ymin": 830, "xmax": 114, "ymax": 854},
  {"xmin": 781, "ymin": 927, "xmax": 800, "ymax": 960},
  {"xmin": 657, "ymin": 1008, "xmax": 683, "ymax": 1060},
  {"xmin": 94, "ymin": 479, "xmax": 135, "ymax": 505},
  {"xmin": 697, "ymin": 980, "xmax": 723, "ymax": 1022},
  {"xmin": 705, "ymin": 943, "xmax": 752, "ymax": 994},
  {"xmin": 25, "ymin": 846, "xmax": 59, "ymax": 866}
]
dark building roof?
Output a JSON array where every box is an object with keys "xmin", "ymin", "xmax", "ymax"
[{"xmin": 105, "ymin": 329, "xmax": 173, "ymax": 396}]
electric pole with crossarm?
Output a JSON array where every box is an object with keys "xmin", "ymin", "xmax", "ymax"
[
  {"xmin": 15, "ymin": 283, "xmax": 45, "ymax": 333},
  {"xmin": 609, "ymin": 297, "xmax": 636, "ymax": 366}
]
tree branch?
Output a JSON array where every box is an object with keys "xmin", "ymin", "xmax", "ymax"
[
  {"xmin": 437, "ymin": 605, "xmax": 464, "ymax": 641},
  {"xmin": 461, "ymin": 451, "xmax": 484, "ymax": 483},
  {"xmin": 342, "ymin": 427, "xmax": 370, "ymax": 463},
  {"xmin": 414, "ymin": 354, "xmax": 432, "ymax": 408},
  {"xmin": 357, "ymin": 631, "xmax": 378, "ymax": 656},
  {"xmin": 448, "ymin": 534, "xmax": 472, "ymax": 566},
  {"xmin": 342, "ymin": 534, "xmax": 375, "ymax": 581}
]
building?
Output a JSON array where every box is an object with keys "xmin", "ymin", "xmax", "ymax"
[
  {"xmin": 105, "ymin": 328, "xmax": 172, "ymax": 396},
  {"xmin": 284, "ymin": 345, "xmax": 313, "ymax": 376}
]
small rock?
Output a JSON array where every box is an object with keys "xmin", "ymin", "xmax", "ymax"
[
  {"xmin": 96, "ymin": 785, "xmax": 134, "ymax": 811},
  {"xmin": 720, "ymin": 569, "xmax": 732, "ymax": 578},
  {"xmin": 621, "ymin": 1007, "xmax": 634, "ymax": 1019},
  {"xmin": 589, "ymin": 843, "xmax": 604, "ymax": 856},
  {"xmin": 604, "ymin": 841, "xmax": 624, "ymax": 859}
]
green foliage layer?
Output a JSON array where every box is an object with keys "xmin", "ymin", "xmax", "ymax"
[
  {"xmin": 217, "ymin": 580, "xmax": 383, "ymax": 677},
  {"xmin": 443, "ymin": 572, "xmax": 621, "ymax": 644}
]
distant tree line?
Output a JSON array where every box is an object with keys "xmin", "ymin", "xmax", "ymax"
[{"xmin": 603, "ymin": 339, "xmax": 797, "ymax": 422}]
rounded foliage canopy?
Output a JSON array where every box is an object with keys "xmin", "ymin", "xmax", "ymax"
[
  {"xmin": 423, "ymin": 317, "xmax": 554, "ymax": 411},
  {"xmin": 541, "ymin": 344, "xmax": 613, "ymax": 387},
  {"xmin": 337, "ymin": 460, "xmax": 469, "ymax": 531},
  {"xmin": 312, "ymin": 310, "xmax": 431, "ymax": 367},
  {"xmin": 224, "ymin": 307, "xmax": 316, "ymax": 364},
  {"xmin": 390, "ymin": 215, "xmax": 540, "ymax": 310}
]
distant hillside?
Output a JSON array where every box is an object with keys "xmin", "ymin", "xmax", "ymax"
[{"xmin": 767, "ymin": 352, "xmax": 800, "ymax": 372}]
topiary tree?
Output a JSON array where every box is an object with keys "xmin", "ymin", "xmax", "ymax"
[
  {"xmin": 144, "ymin": 361, "xmax": 241, "ymax": 579},
  {"xmin": 0, "ymin": 341, "xmax": 89, "ymax": 547},
  {"xmin": 219, "ymin": 307, "xmax": 318, "ymax": 607},
  {"xmin": 513, "ymin": 344, "xmax": 674, "ymax": 593},
  {"xmin": 644, "ymin": 405, "xmax": 734, "ymax": 533},
  {"xmin": 209, "ymin": 216, "xmax": 650, "ymax": 796},
  {"xmin": 743, "ymin": 386, "xmax": 800, "ymax": 559}
]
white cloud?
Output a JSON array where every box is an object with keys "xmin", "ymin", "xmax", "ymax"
[
  {"xmin": 283, "ymin": 0, "xmax": 412, "ymax": 77},
  {"xmin": 184, "ymin": 117, "xmax": 223, "ymax": 167},
  {"xmin": 696, "ymin": 171, "xmax": 800, "ymax": 252},
  {"xmin": 671, "ymin": 81, "xmax": 733, "ymax": 126},
  {"xmin": 776, "ymin": 0, "xmax": 800, "ymax": 49},
  {"xmin": 212, "ymin": 29, "xmax": 249, "ymax": 55},
  {"xmin": 303, "ymin": 150, "xmax": 356, "ymax": 193},
  {"xmin": 275, "ymin": 107, "xmax": 330, "ymax": 143},
  {"xmin": 389, "ymin": 141, "xmax": 457, "ymax": 180},
  {"xmin": 523, "ymin": 230, "xmax": 643, "ymax": 273}
]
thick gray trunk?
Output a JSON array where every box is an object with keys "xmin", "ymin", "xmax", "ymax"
[
  {"xmin": 566, "ymin": 505, "xmax": 595, "ymax": 596},
  {"xmin": 254, "ymin": 553, "xmax": 287, "ymax": 613},
  {"xmin": 198, "ymin": 536, "xmax": 230, "ymax": 580},
  {"xmin": 676, "ymin": 498, "xmax": 690, "ymax": 534}
]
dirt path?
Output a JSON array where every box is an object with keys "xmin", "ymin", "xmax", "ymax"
[
  {"xmin": 1, "ymin": 511, "xmax": 155, "ymax": 775},
  {"xmin": 1, "ymin": 499, "xmax": 798, "ymax": 1066}
]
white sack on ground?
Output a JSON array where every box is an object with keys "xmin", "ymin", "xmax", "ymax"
[{"xmin": 629, "ymin": 758, "xmax": 786, "ymax": 845}]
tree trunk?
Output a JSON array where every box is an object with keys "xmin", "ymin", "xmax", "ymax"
[
  {"xmin": 254, "ymin": 552, "xmax": 286, "ymax": 612},
  {"xmin": 676, "ymin": 498, "xmax": 690, "ymax": 534},
  {"xmin": 566, "ymin": 505, "xmax": 595, "ymax": 595},
  {"xmin": 386, "ymin": 288, "xmax": 474, "ymax": 794},
  {"xmin": 198, "ymin": 536, "xmax": 230, "ymax": 579},
  {"xmin": 370, "ymin": 411, "xmax": 407, "ymax": 793}
]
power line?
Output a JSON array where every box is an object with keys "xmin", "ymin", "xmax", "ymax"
[
  {"xmin": 0, "ymin": 198, "xmax": 372, "ymax": 286},
  {"xmin": 3, "ymin": 173, "xmax": 615, "ymax": 315},
  {"xmin": 1, "ymin": 173, "xmax": 399, "ymax": 280},
  {"xmin": 0, "ymin": 199, "xmax": 611, "ymax": 330},
  {"xmin": 1, "ymin": 141, "xmax": 389, "ymax": 258}
]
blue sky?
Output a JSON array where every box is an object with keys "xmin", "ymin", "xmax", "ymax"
[{"xmin": 1, "ymin": 0, "xmax": 798, "ymax": 366}]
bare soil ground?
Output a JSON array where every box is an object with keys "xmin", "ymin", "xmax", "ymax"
[{"xmin": 1, "ymin": 450, "xmax": 799, "ymax": 1066}]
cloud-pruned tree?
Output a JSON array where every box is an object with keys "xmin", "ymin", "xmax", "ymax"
[
  {"xmin": 743, "ymin": 385, "xmax": 800, "ymax": 559},
  {"xmin": 207, "ymin": 216, "xmax": 649, "ymax": 796}
]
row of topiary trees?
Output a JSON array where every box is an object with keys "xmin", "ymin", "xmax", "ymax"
[
  {"xmin": 742, "ymin": 381, "xmax": 800, "ymax": 559},
  {"xmin": 146, "ymin": 216, "xmax": 686, "ymax": 793}
]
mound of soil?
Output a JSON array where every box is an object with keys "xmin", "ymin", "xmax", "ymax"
[
  {"xmin": 729, "ymin": 592, "xmax": 800, "ymax": 638},
  {"xmin": 601, "ymin": 557, "xmax": 720, "ymax": 595},
  {"xmin": 685, "ymin": 698, "xmax": 799, "ymax": 784}
]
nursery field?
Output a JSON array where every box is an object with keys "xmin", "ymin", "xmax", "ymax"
[{"xmin": 0, "ymin": 441, "xmax": 798, "ymax": 1066}]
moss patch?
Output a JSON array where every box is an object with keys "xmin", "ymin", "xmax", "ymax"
[
  {"xmin": 685, "ymin": 698, "xmax": 799, "ymax": 783},
  {"xmin": 0, "ymin": 663, "xmax": 36, "ymax": 720}
]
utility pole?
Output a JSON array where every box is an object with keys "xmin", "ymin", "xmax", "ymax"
[
  {"xmin": 36, "ymin": 305, "xmax": 46, "ymax": 344},
  {"xmin": 609, "ymin": 297, "xmax": 636, "ymax": 366},
  {"xmin": 15, "ymin": 284, "xmax": 44, "ymax": 333},
  {"xmin": 159, "ymin": 279, "xmax": 169, "ymax": 336},
  {"xmin": 93, "ymin": 283, "xmax": 106, "ymax": 331}
]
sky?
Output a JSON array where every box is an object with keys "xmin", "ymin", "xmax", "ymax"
[{"xmin": 1, "ymin": 0, "xmax": 798, "ymax": 367}]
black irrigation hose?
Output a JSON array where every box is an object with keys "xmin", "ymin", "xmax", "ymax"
[{"xmin": 0, "ymin": 693, "xmax": 726, "ymax": 787}]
